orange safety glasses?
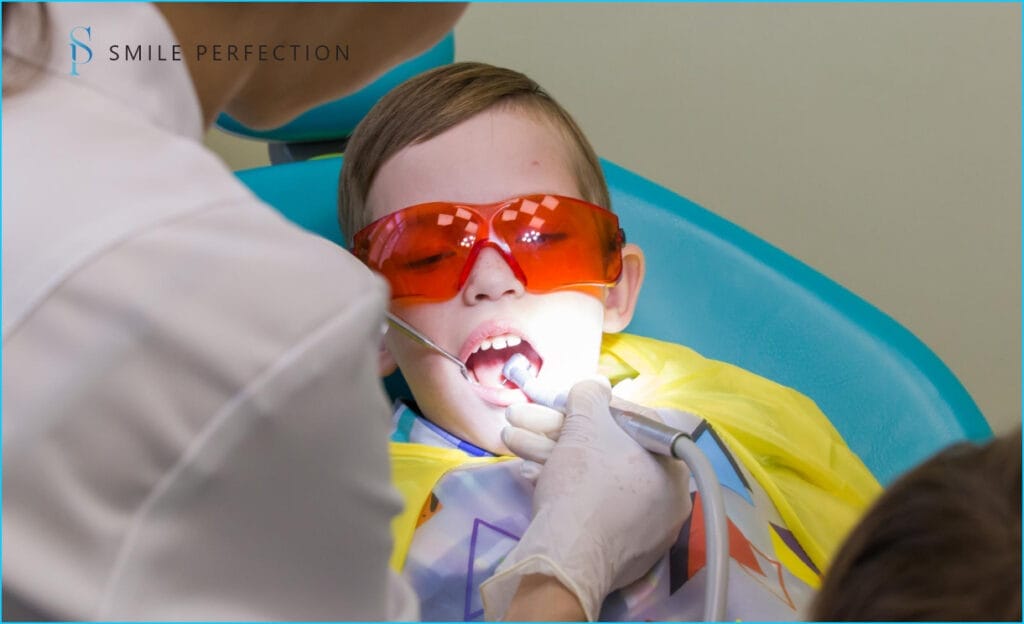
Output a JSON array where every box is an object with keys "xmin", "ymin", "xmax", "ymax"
[{"xmin": 352, "ymin": 194, "xmax": 625, "ymax": 302}]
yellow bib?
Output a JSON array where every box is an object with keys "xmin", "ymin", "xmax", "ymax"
[
  {"xmin": 388, "ymin": 332, "xmax": 881, "ymax": 573},
  {"xmin": 598, "ymin": 332, "xmax": 881, "ymax": 571},
  {"xmin": 389, "ymin": 442, "xmax": 510, "ymax": 571}
]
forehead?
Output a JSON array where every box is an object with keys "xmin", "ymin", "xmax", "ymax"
[{"xmin": 365, "ymin": 107, "xmax": 582, "ymax": 221}]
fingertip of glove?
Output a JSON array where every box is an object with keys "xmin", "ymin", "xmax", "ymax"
[{"xmin": 504, "ymin": 405, "xmax": 521, "ymax": 427}]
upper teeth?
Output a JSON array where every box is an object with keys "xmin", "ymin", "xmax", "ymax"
[{"xmin": 474, "ymin": 334, "xmax": 522, "ymax": 353}]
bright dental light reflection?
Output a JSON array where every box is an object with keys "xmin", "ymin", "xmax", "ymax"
[{"xmin": 520, "ymin": 230, "xmax": 540, "ymax": 244}]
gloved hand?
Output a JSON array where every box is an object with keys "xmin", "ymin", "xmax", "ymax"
[
  {"xmin": 479, "ymin": 378, "xmax": 692, "ymax": 621},
  {"xmin": 502, "ymin": 400, "xmax": 564, "ymax": 481}
]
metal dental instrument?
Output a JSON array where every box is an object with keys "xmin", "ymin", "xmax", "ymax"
[
  {"xmin": 384, "ymin": 312, "xmax": 479, "ymax": 386},
  {"xmin": 502, "ymin": 353, "xmax": 729, "ymax": 622}
]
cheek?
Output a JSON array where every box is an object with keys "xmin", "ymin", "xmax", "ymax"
[
  {"xmin": 385, "ymin": 301, "xmax": 460, "ymax": 371},
  {"xmin": 390, "ymin": 302, "xmax": 447, "ymax": 339},
  {"xmin": 537, "ymin": 294, "xmax": 606, "ymax": 364},
  {"xmin": 551, "ymin": 293, "xmax": 606, "ymax": 329},
  {"xmin": 383, "ymin": 310, "xmax": 459, "ymax": 408}
]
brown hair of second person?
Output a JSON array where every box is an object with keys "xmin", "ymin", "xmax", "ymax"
[{"xmin": 810, "ymin": 428, "xmax": 1021, "ymax": 621}]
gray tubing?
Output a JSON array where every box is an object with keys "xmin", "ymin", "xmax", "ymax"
[
  {"xmin": 503, "ymin": 355, "xmax": 729, "ymax": 620},
  {"xmin": 672, "ymin": 435, "xmax": 729, "ymax": 622}
]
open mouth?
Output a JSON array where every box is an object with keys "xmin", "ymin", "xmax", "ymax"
[{"xmin": 464, "ymin": 333, "xmax": 543, "ymax": 389}]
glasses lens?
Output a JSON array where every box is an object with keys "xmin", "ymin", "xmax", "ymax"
[
  {"xmin": 495, "ymin": 196, "xmax": 622, "ymax": 292},
  {"xmin": 355, "ymin": 203, "xmax": 482, "ymax": 300}
]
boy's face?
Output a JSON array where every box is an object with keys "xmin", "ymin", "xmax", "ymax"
[{"xmin": 365, "ymin": 107, "xmax": 642, "ymax": 454}]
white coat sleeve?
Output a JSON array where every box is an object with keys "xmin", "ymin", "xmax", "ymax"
[{"xmin": 2, "ymin": 203, "xmax": 418, "ymax": 620}]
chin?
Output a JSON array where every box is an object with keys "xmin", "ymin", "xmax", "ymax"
[
  {"xmin": 225, "ymin": 95, "xmax": 306, "ymax": 131},
  {"xmin": 485, "ymin": 426, "xmax": 512, "ymax": 454},
  {"xmin": 480, "ymin": 435, "xmax": 512, "ymax": 457},
  {"xmin": 460, "ymin": 417, "xmax": 510, "ymax": 456}
]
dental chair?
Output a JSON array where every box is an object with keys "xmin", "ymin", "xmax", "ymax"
[{"xmin": 224, "ymin": 38, "xmax": 991, "ymax": 485}]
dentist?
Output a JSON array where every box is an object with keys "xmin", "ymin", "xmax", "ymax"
[{"xmin": 2, "ymin": 3, "xmax": 690, "ymax": 621}]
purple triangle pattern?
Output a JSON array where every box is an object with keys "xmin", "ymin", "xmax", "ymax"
[{"xmin": 464, "ymin": 518, "xmax": 521, "ymax": 620}]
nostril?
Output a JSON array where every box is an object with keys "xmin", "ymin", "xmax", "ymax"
[
  {"xmin": 463, "ymin": 245, "xmax": 527, "ymax": 302},
  {"xmin": 474, "ymin": 286, "xmax": 518, "ymax": 302}
]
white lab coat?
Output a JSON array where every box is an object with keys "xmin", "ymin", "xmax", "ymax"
[{"xmin": 2, "ymin": 3, "xmax": 418, "ymax": 620}]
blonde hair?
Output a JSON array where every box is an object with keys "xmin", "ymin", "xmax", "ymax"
[{"xmin": 339, "ymin": 62, "xmax": 609, "ymax": 245}]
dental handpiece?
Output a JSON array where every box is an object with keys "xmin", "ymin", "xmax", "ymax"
[
  {"xmin": 502, "ymin": 354, "xmax": 687, "ymax": 458},
  {"xmin": 501, "ymin": 353, "xmax": 729, "ymax": 622}
]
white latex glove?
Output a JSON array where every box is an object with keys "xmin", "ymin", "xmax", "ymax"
[
  {"xmin": 503, "ymin": 402, "xmax": 563, "ymax": 481},
  {"xmin": 480, "ymin": 378, "xmax": 692, "ymax": 621}
]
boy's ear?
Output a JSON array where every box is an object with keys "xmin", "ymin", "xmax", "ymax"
[
  {"xmin": 603, "ymin": 243, "xmax": 645, "ymax": 333},
  {"xmin": 379, "ymin": 342, "xmax": 398, "ymax": 377}
]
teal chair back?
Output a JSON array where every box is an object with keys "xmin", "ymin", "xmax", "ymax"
[{"xmin": 237, "ymin": 156, "xmax": 990, "ymax": 485}]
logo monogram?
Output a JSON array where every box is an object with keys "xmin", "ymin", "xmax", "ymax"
[{"xmin": 69, "ymin": 26, "xmax": 92, "ymax": 76}]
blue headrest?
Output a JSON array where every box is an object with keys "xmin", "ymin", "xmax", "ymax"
[
  {"xmin": 216, "ymin": 34, "xmax": 454, "ymax": 143},
  {"xmin": 237, "ymin": 157, "xmax": 990, "ymax": 484}
]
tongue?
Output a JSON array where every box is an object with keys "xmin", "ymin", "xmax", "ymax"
[
  {"xmin": 468, "ymin": 349, "xmax": 514, "ymax": 388},
  {"xmin": 467, "ymin": 342, "xmax": 544, "ymax": 389}
]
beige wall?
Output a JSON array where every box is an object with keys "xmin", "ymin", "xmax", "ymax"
[{"xmin": 206, "ymin": 3, "xmax": 1021, "ymax": 434}]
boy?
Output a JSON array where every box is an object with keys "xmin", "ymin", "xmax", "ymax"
[{"xmin": 340, "ymin": 62, "xmax": 880, "ymax": 620}]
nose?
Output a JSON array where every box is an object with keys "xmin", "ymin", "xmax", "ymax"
[{"xmin": 461, "ymin": 245, "xmax": 526, "ymax": 304}]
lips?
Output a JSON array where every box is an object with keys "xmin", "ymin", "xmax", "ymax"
[
  {"xmin": 460, "ymin": 322, "xmax": 544, "ymax": 392},
  {"xmin": 466, "ymin": 335, "xmax": 543, "ymax": 388}
]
